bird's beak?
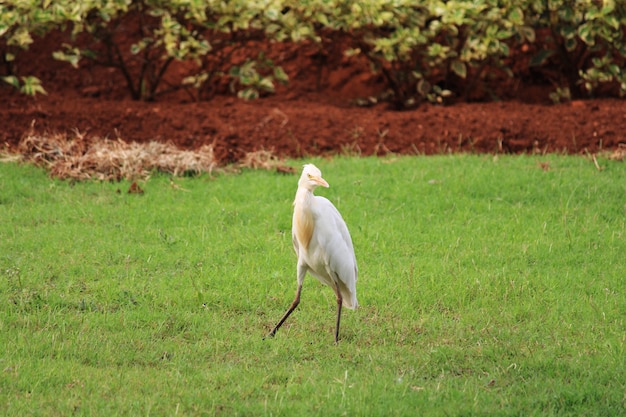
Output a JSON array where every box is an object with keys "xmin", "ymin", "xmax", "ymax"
[{"xmin": 313, "ymin": 176, "xmax": 329, "ymax": 188}]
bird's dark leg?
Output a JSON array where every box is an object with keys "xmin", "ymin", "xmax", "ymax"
[
  {"xmin": 266, "ymin": 284, "xmax": 302, "ymax": 339},
  {"xmin": 334, "ymin": 286, "xmax": 343, "ymax": 344}
]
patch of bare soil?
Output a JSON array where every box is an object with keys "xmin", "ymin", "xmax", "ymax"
[{"xmin": 2, "ymin": 32, "xmax": 626, "ymax": 165}]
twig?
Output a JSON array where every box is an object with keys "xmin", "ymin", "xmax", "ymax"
[{"xmin": 585, "ymin": 149, "xmax": 603, "ymax": 171}]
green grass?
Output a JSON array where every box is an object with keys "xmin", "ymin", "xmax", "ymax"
[{"xmin": 1, "ymin": 155, "xmax": 624, "ymax": 416}]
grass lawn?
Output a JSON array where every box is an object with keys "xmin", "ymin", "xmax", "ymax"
[{"xmin": 1, "ymin": 155, "xmax": 624, "ymax": 416}]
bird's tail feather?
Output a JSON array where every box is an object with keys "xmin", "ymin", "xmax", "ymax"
[
  {"xmin": 343, "ymin": 296, "xmax": 358, "ymax": 309},
  {"xmin": 339, "ymin": 283, "xmax": 358, "ymax": 309}
]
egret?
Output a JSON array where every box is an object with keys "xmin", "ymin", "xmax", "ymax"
[{"xmin": 267, "ymin": 164, "xmax": 358, "ymax": 343}]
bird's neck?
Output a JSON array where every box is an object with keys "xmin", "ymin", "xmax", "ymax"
[
  {"xmin": 294, "ymin": 185, "xmax": 313, "ymax": 205},
  {"xmin": 293, "ymin": 187, "xmax": 315, "ymax": 250}
]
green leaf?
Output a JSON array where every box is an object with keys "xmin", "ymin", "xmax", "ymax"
[
  {"xmin": 520, "ymin": 26, "xmax": 535, "ymax": 43},
  {"xmin": 508, "ymin": 7, "xmax": 524, "ymax": 25},
  {"xmin": 264, "ymin": 8, "xmax": 279, "ymax": 21},
  {"xmin": 229, "ymin": 66, "xmax": 241, "ymax": 77},
  {"xmin": 273, "ymin": 66, "xmax": 289, "ymax": 84},
  {"xmin": 130, "ymin": 43, "xmax": 143, "ymax": 55},
  {"xmin": 559, "ymin": 25, "xmax": 577, "ymax": 40},
  {"xmin": 344, "ymin": 48, "xmax": 361, "ymax": 57},
  {"xmin": 10, "ymin": 27, "xmax": 33, "ymax": 47},
  {"xmin": 237, "ymin": 88, "xmax": 259, "ymax": 100},
  {"xmin": 239, "ymin": 76, "xmax": 254, "ymax": 86},
  {"xmin": 258, "ymin": 77, "xmax": 275, "ymax": 92},
  {"xmin": 578, "ymin": 24, "xmax": 593, "ymax": 45},
  {"xmin": 20, "ymin": 76, "xmax": 47, "ymax": 96},
  {"xmin": 316, "ymin": 12, "xmax": 329, "ymax": 27},
  {"xmin": 450, "ymin": 60, "xmax": 467, "ymax": 79},
  {"xmin": 565, "ymin": 37, "xmax": 578, "ymax": 51},
  {"xmin": 604, "ymin": 15, "xmax": 619, "ymax": 30},
  {"xmin": 379, "ymin": 11, "xmax": 394, "ymax": 23},
  {"xmin": 529, "ymin": 49, "xmax": 555, "ymax": 67},
  {"xmin": 499, "ymin": 43, "xmax": 510, "ymax": 56},
  {"xmin": 52, "ymin": 47, "xmax": 81, "ymax": 68},
  {"xmin": 81, "ymin": 49, "xmax": 98, "ymax": 60},
  {"xmin": 416, "ymin": 78, "xmax": 431, "ymax": 96},
  {"xmin": 1, "ymin": 75, "xmax": 20, "ymax": 89},
  {"xmin": 265, "ymin": 23, "xmax": 281, "ymax": 35}
]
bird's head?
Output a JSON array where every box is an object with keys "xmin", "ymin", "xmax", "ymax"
[{"xmin": 299, "ymin": 164, "xmax": 329, "ymax": 190}]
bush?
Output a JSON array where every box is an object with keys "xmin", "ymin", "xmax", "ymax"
[
  {"xmin": 1, "ymin": 0, "xmax": 625, "ymax": 103},
  {"xmin": 52, "ymin": 0, "xmax": 291, "ymax": 101},
  {"xmin": 281, "ymin": 0, "xmax": 623, "ymax": 106},
  {"xmin": 526, "ymin": 0, "xmax": 626, "ymax": 99},
  {"xmin": 287, "ymin": 0, "xmax": 534, "ymax": 107},
  {"xmin": 0, "ymin": 0, "xmax": 80, "ymax": 95}
]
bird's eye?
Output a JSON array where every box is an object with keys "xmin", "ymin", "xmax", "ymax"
[{"xmin": 307, "ymin": 174, "xmax": 312, "ymax": 179}]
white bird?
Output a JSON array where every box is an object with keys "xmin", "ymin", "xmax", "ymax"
[{"xmin": 267, "ymin": 164, "xmax": 358, "ymax": 343}]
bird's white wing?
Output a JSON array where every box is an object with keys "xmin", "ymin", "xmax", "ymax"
[{"xmin": 312, "ymin": 196, "xmax": 358, "ymax": 308}]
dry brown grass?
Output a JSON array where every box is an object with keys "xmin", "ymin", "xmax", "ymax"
[
  {"xmin": 2, "ymin": 131, "xmax": 294, "ymax": 180},
  {"xmin": 7, "ymin": 132, "xmax": 216, "ymax": 180},
  {"xmin": 607, "ymin": 144, "xmax": 626, "ymax": 161},
  {"xmin": 239, "ymin": 149, "xmax": 295, "ymax": 174}
]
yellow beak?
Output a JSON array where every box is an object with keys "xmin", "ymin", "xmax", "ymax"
[{"xmin": 312, "ymin": 176, "xmax": 329, "ymax": 188}]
